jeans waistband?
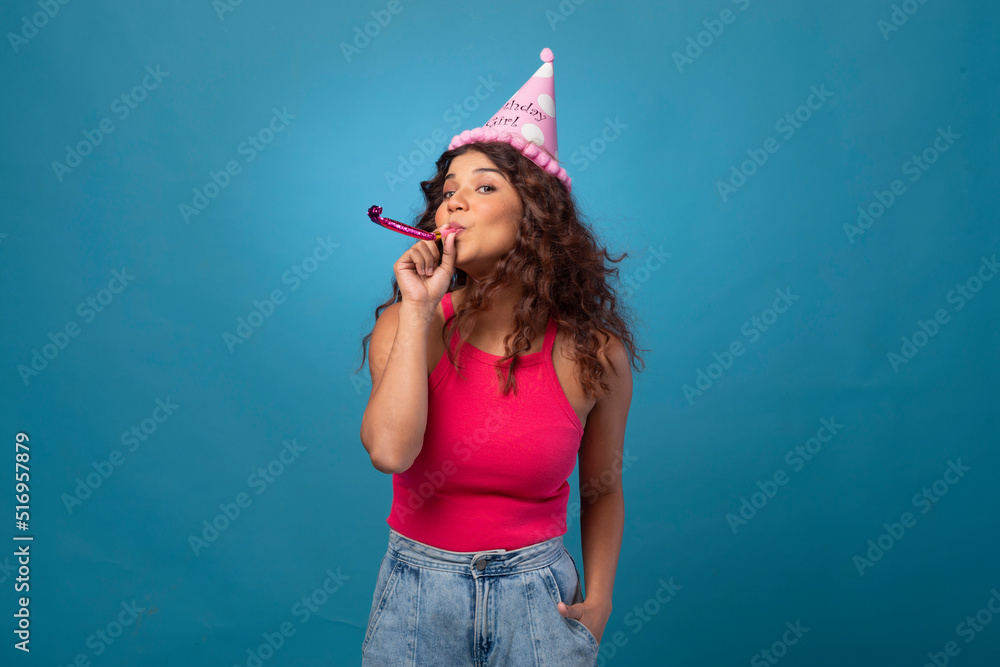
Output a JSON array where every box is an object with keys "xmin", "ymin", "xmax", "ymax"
[{"xmin": 387, "ymin": 528, "xmax": 565, "ymax": 575}]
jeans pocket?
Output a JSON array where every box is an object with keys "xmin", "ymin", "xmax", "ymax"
[
  {"xmin": 541, "ymin": 554, "xmax": 600, "ymax": 652},
  {"xmin": 362, "ymin": 552, "xmax": 402, "ymax": 653},
  {"xmin": 565, "ymin": 615, "xmax": 600, "ymax": 652}
]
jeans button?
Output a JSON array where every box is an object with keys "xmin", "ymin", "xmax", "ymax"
[{"xmin": 475, "ymin": 559, "xmax": 487, "ymax": 571}]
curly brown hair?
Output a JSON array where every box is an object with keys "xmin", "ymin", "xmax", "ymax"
[{"xmin": 354, "ymin": 140, "xmax": 646, "ymax": 399}]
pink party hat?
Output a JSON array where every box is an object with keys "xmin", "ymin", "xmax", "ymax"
[{"xmin": 448, "ymin": 48, "xmax": 571, "ymax": 192}]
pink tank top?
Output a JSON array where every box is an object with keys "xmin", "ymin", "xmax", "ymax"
[{"xmin": 386, "ymin": 291, "xmax": 585, "ymax": 552}]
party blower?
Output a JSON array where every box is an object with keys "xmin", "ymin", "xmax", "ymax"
[{"xmin": 367, "ymin": 205, "xmax": 463, "ymax": 241}]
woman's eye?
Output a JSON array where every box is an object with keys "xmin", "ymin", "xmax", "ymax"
[{"xmin": 443, "ymin": 184, "xmax": 496, "ymax": 199}]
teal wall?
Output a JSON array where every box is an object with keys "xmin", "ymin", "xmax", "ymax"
[{"xmin": 1, "ymin": 0, "xmax": 997, "ymax": 664}]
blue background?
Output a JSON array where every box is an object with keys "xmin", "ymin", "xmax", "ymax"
[{"xmin": 1, "ymin": 0, "xmax": 998, "ymax": 665}]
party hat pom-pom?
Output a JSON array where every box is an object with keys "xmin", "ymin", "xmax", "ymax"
[{"xmin": 540, "ymin": 48, "xmax": 554, "ymax": 63}]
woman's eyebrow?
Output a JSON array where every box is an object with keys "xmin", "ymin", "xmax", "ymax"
[{"xmin": 444, "ymin": 168, "xmax": 506, "ymax": 181}]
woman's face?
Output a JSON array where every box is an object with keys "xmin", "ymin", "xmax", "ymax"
[{"xmin": 434, "ymin": 150, "xmax": 523, "ymax": 280}]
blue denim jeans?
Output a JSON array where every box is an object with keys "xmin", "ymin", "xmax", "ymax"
[{"xmin": 361, "ymin": 528, "xmax": 600, "ymax": 666}]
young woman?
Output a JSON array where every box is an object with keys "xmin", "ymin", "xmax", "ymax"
[{"xmin": 357, "ymin": 138, "xmax": 644, "ymax": 666}]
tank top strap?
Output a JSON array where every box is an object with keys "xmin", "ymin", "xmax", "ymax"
[
  {"xmin": 442, "ymin": 291, "xmax": 455, "ymax": 320},
  {"xmin": 542, "ymin": 308, "xmax": 559, "ymax": 355},
  {"xmin": 442, "ymin": 292, "xmax": 460, "ymax": 351}
]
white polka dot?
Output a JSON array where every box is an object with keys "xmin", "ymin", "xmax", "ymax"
[
  {"xmin": 537, "ymin": 93, "xmax": 555, "ymax": 117},
  {"xmin": 521, "ymin": 123, "xmax": 544, "ymax": 145},
  {"xmin": 534, "ymin": 63, "xmax": 553, "ymax": 78}
]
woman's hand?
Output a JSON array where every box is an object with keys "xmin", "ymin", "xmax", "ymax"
[
  {"xmin": 393, "ymin": 229, "xmax": 457, "ymax": 306},
  {"xmin": 557, "ymin": 599, "xmax": 612, "ymax": 645}
]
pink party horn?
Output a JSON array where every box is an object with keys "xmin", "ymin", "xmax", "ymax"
[{"xmin": 368, "ymin": 205, "xmax": 460, "ymax": 241}]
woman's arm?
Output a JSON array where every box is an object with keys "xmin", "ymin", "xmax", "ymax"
[
  {"xmin": 360, "ymin": 300, "xmax": 436, "ymax": 473},
  {"xmin": 559, "ymin": 336, "xmax": 633, "ymax": 643}
]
